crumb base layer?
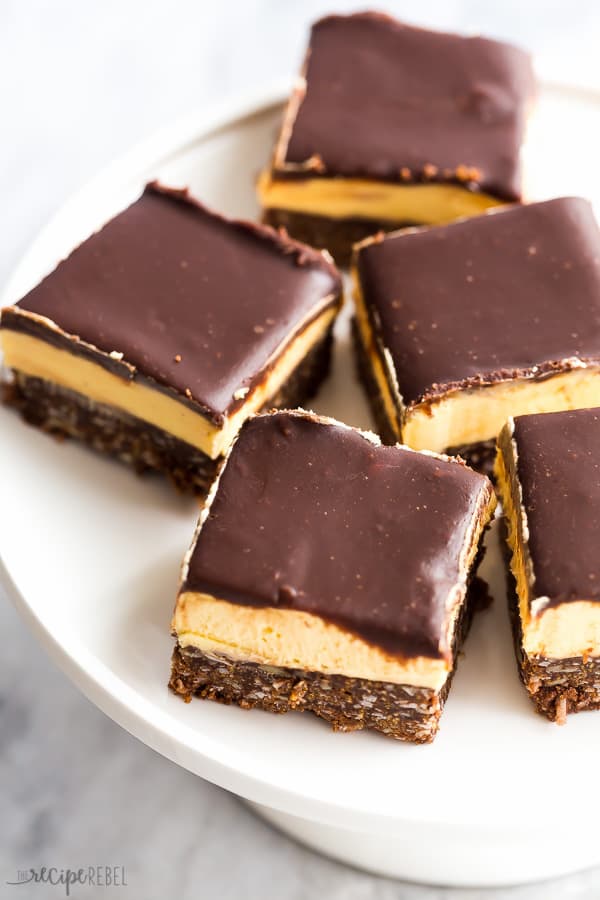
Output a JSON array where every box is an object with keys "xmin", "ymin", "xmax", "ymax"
[
  {"xmin": 351, "ymin": 318, "xmax": 497, "ymax": 476},
  {"xmin": 445, "ymin": 440, "xmax": 497, "ymax": 478},
  {"xmin": 169, "ymin": 572, "xmax": 489, "ymax": 743},
  {"xmin": 2, "ymin": 328, "xmax": 334, "ymax": 494},
  {"xmin": 2, "ymin": 375, "xmax": 221, "ymax": 494},
  {"xmin": 169, "ymin": 643, "xmax": 449, "ymax": 742},
  {"xmin": 263, "ymin": 208, "xmax": 408, "ymax": 267},
  {"xmin": 503, "ymin": 533, "xmax": 600, "ymax": 723}
]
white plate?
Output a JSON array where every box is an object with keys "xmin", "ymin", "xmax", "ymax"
[{"xmin": 3, "ymin": 81, "xmax": 600, "ymax": 887}]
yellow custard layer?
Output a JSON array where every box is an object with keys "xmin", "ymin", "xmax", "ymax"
[
  {"xmin": 0, "ymin": 305, "xmax": 337, "ymax": 460},
  {"xmin": 258, "ymin": 170, "xmax": 503, "ymax": 224},
  {"xmin": 496, "ymin": 424, "xmax": 600, "ymax": 659},
  {"xmin": 174, "ymin": 594, "xmax": 451, "ymax": 690},
  {"xmin": 352, "ymin": 278, "xmax": 600, "ymax": 452}
]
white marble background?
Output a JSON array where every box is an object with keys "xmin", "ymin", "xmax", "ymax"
[{"xmin": 2, "ymin": 2, "xmax": 600, "ymax": 898}]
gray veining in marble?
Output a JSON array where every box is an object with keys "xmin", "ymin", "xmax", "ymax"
[{"xmin": 2, "ymin": 2, "xmax": 600, "ymax": 898}]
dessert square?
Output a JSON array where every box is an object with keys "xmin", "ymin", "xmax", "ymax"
[
  {"xmin": 259, "ymin": 12, "xmax": 534, "ymax": 265},
  {"xmin": 170, "ymin": 410, "xmax": 495, "ymax": 743},
  {"xmin": 0, "ymin": 183, "xmax": 342, "ymax": 493},
  {"xmin": 353, "ymin": 197, "xmax": 600, "ymax": 473},
  {"xmin": 496, "ymin": 408, "xmax": 600, "ymax": 723}
]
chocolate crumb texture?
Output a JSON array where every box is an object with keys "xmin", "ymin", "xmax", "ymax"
[{"xmin": 3, "ymin": 330, "xmax": 334, "ymax": 495}]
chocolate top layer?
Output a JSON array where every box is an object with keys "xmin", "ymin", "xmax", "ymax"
[
  {"xmin": 8, "ymin": 183, "xmax": 341, "ymax": 424},
  {"xmin": 184, "ymin": 411, "xmax": 492, "ymax": 660},
  {"xmin": 513, "ymin": 407, "xmax": 600, "ymax": 605},
  {"xmin": 277, "ymin": 13, "xmax": 534, "ymax": 200},
  {"xmin": 357, "ymin": 198, "xmax": 600, "ymax": 407}
]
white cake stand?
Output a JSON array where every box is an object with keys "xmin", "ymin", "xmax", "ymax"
[{"xmin": 2, "ymin": 81, "xmax": 600, "ymax": 887}]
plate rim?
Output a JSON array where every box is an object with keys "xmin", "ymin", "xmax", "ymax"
[{"xmin": 3, "ymin": 78, "xmax": 600, "ymax": 834}]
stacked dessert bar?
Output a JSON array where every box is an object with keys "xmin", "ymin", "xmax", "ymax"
[
  {"xmin": 258, "ymin": 12, "xmax": 534, "ymax": 264},
  {"xmin": 496, "ymin": 409, "xmax": 600, "ymax": 722},
  {"xmin": 170, "ymin": 410, "xmax": 495, "ymax": 742},
  {"xmin": 1, "ymin": 183, "xmax": 342, "ymax": 493},
  {"xmin": 352, "ymin": 197, "xmax": 600, "ymax": 473}
]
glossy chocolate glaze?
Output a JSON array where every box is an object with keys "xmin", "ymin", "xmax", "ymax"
[
  {"xmin": 513, "ymin": 407, "xmax": 600, "ymax": 605},
  {"xmin": 357, "ymin": 198, "xmax": 600, "ymax": 407},
  {"xmin": 183, "ymin": 411, "xmax": 493, "ymax": 659},
  {"xmin": 5, "ymin": 184, "xmax": 341, "ymax": 424},
  {"xmin": 278, "ymin": 13, "xmax": 534, "ymax": 200}
]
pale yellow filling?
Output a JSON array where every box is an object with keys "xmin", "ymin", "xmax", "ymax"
[
  {"xmin": 494, "ymin": 436, "xmax": 536, "ymax": 630},
  {"xmin": 353, "ymin": 279, "xmax": 600, "ymax": 452},
  {"xmin": 403, "ymin": 368, "xmax": 600, "ymax": 453},
  {"xmin": 257, "ymin": 170, "xmax": 503, "ymax": 225},
  {"xmin": 496, "ymin": 426, "xmax": 600, "ymax": 659},
  {"xmin": 353, "ymin": 273, "xmax": 403, "ymax": 434},
  {"xmin": 0, "ymin": 305, "xmax": 337, "ymax": 459},
  {"xmin": 522, "ymin": 605, "xmax": 600, "ymax": 659},
  {"xmin": 174, "ymin": 593, "xmax": 450, "ymax": 690}
]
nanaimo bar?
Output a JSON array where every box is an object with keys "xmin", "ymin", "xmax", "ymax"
[
  {"xmin": 170, "ymin": 410, "xmax": 495, "ymax": 743},
  {"xmin": 353, "ymin": 197, "xmax": 600, "ymax": 473},
  {"xmin": 258, "ymin": 12, "xmax": 534, "ymax": 265},
  {"xmin": 0, "ymin": 183, "xmax": 342, "ymax": 494},
  {"xmin": 496, "ymin": 408, "xmax": 600, "ymax": 723}
]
